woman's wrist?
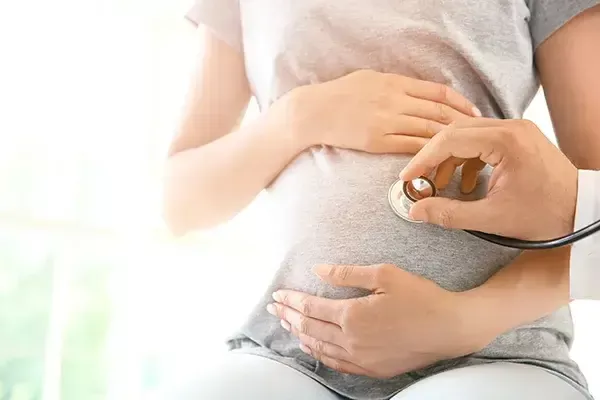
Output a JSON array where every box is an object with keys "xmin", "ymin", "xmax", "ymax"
[
  {"xmin": 252, "ymin": 106, "xmax": 310, "ymax": 161},
  {"xmin": 263, "ymin": 86, "xmax": 321, "ymax": 153}
]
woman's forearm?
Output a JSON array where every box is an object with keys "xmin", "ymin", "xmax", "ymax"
[
  {"xmin": 463, "ymin": 248, "xmax": 571, "ymax": 338},
  {"xmin": 163, "ymin": 113, "xmax": 307, "ymax": 235}
]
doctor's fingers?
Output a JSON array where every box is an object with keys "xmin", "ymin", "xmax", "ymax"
[
  {"xmin": 399, "ymin": 126, "xmax": 510, "ymax": 182},
  {"xmin": 408, "ymin": 196, "xmax": 501, "ymax": 232},
  {"xmin": 428, "ymin": 157, "xmax": 486, "ymax": 193},
  {"xmin": 461, "ymin": 158, "xmax": 487, "ymax": 193},
  {"xmin": 433, "ymin": 157, "xmax": 466, "ymax": 189}
]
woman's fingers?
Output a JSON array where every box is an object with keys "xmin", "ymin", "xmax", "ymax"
[
  {"xmin": 387, "ymin": 75, "xmax": 481, "ymax": 118},
  {"xmin": 384, "ymin": 115, "xmax": 446, "ymax": 138},
  {"xmin": 398, "ymin": 96, "xmax": 473, "ymax": 126},
  {"xmin": 300, "ymin": 346, "xmax": 372, "ymax": 376},
  {"xmin": 461, "ymin": 158, "xmax": 487, "ymax": 193},
  {"xmin": 294, "ymin": 330, "xmax": 352, "ymax": 361},
  {"xmin": 269, "ymin": 303, "xmax": 344, "ymax": 344}
]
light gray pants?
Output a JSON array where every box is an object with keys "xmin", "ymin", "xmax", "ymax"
[{"xmin": 169, "ymin": 353, "xmax": 588, "ymax": 400}]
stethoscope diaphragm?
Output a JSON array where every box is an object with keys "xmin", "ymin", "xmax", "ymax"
[{"xmin": 388, "ymin": 176, "xmax": 437, "ymax": 223}]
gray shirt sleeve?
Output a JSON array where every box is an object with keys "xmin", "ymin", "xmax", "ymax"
[
  {"xmin": 527, "ymin": 0, "xmax": 600, "ymax": 50},
  {"xmin": 185, "ymin": 0, "xmax": 243, "ymax": 52}
]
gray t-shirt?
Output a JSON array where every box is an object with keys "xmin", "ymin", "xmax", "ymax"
[{"xmin": 186, "ymin": 1, "xmax": 599, "ymax": 399}]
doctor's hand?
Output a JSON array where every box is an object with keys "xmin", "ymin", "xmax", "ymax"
[
  {"xmin": 399, "ymin": 118, "xmax": 578, "ymax": 241},
  {"xmin": 266, "ymin": 264, "xmax": 495, "ymax": 379},
  {"xmin": 277, "ymin": 69, "xmax": 480, "ymax": 154}
]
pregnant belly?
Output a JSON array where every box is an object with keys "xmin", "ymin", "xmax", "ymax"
[{"xmin": 265, "ymin": 146, "xmax": 521, "ymax": 300}]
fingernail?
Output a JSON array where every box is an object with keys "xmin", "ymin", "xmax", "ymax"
[
  {"xmin": 472, "ymin": 107, "xmax": 482, "ymax": 117},
  {"xmin": 299, "ymin": 344, "xmax": 312, "ymax": 355},
  {"xmin": 280, "ymin": 320, "xmax": 291, "ymax": 331},
  {"xmin": 272, "ymin": 291, "xmax": 281, "ymax": 302},
  {"xmin": 266, "ymin": 304, "xmax": 277, "ymax": 316}
]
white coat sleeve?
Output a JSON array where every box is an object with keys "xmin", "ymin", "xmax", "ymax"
[{"xmin": 570, "ymin": 170, "xmax": 600, "ymax": 300}]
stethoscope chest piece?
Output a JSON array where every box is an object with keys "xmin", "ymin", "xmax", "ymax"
[{"xmin": 388, "ymin": 176, "xmax": 437, "ymax": 223}]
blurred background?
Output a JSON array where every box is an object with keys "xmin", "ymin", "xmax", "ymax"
[{"xmin": 0, "ymin": 0, "xmax": 597, "ymax": 399}]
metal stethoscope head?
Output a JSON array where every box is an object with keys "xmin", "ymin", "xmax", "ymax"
[
  {"xmin": 388, "ymin": 176, "xmax": 437, "ymax": 223},
  {"xmin": 388, "ymin": 176, "xmax": 600, "ymax": 250}
]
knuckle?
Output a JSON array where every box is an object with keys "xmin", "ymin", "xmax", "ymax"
[
  {"xmin": 395, "ymin": 73, "xmax": 410, "ymax": 84},
  {"xmin": 327, "ymin": 358, "xmax": 342, "ymax": 372},
  {"xmin": 354, "ymin": 68, "xmax": 375, "ymax": 80},
  {"xmin": 344, "ymin": 337, "xmax": 360, "ymax": 353},
  {"xmin": 436, "ymin": 83, "xmax": 449, "ymax": 103},
  {"xmin": 376, "ymin": 92, "xmax": 393, "ymax": 110},
  {"xmin": 383, "ymin": 72, "xmax": 402, "ymax": 85},
  {"xmin": 310, "ymin": 348, "xmax": 322, "ymax": 362},
  {"xmin": 373, "ymin": 263, "xmax": 394, "ymax": 285},
  {"xmin": 436, "ymin": 102, "xmax": 451, "ymax": 124},
  {"xmin": 335, "ymin": 265, "xmax": 355, "ymax": 282},
  {"xmin": 370, "ymin": 113, "xmax": 389, "ymax": 136},
  {"xmin": 278, "ymin": 291, "xmax": 289, "ymax": 305},
  {"xmin": 450, "ymin": 117, "xmax": 469, "ymax": 128},
  {"xmin": 440, "ymin": 124, "xmax": 458, "ymax": 142},
  {"xmin": 496, "ymin": 127, "xmax": 515, "ymax": 144},
  {"xmin": 340, "ymin": 303, "xmax": 358, "ymax": 328},
  {"xmin": 279, "ymin": 307, "xmax": 289, "ymax": 320},
  {"xmin": 361, "ymin": 127, "xmax": 379, "ymax": 151},
  {"xmin": 327, "ymin": 360, "xmax": 342, "ymax": 372},
  {"xmin": 299, "ymin": 296, "xmax": 312, "ymax": 315},
  {"xmin": 297, "ymin": 316, "xmax": 310, "ymax": 335},
  {"xmin": 289, "ymin": 324, "xmax": 299, "ymax": 337},
  {"xmin": 312, "ymin": 339, "xmax": 325, "ymax": 354},
  {"xmin": 437, "ymin": 207, "xmax": 454, "ymax": 229},
  {"xmin": 425, "ymin": 119, "xmax": 437, "ymax": 137},
  {"xmin": 520, "ymin": 118, "xmax": 537, "ymax": 131},
  {"xmin": 337, "ymin": 365, "xmax": 353, "ymax": 375},
  {"xmin": 515, "ymin": 118, "xmax": 529, "ymax": 126}
]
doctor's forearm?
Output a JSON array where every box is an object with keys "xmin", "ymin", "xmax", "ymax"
[{"xmin": 464, "ymin": 249, "xmax": 571, "ymax": 337}]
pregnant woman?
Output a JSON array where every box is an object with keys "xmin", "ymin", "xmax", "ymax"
[{"xmin": 162, "ymin": 0, "xmax": 599, "ymax": 399}]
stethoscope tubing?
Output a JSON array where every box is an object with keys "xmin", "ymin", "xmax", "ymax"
[{"xmin": 465, "ymin": 220, "xmax": 600, "ymax": 250}]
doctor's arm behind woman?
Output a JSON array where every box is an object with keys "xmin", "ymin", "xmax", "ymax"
[{"xmin": 466, "ymin": 4, "xmax": 600, "ymax": 334}]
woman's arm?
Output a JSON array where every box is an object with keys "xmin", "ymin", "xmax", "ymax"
[
  {"xmin": 163, "ymin": 28, "xmax": 308, "ymax": 235},
  {"xmin": 465, "ymin": 5, "xmax": 600, "ymax": 332}
]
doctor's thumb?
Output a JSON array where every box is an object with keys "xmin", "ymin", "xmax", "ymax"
[{"xmin": 408, "ymin": 197, "xmax": 478, "ymax": 231}]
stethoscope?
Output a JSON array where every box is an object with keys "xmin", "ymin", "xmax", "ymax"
[{"xmin": 388, "ymin": 176, "xmax": 600, "ymax": 250}]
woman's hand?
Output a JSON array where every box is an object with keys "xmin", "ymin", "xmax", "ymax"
[
  {"xmin": 266, "ymin": 264, "xmax": 496, "ymax": 379},
  {"xmin": 273, "ymin": 69, "xmax": 481, "ymax": 154}
]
